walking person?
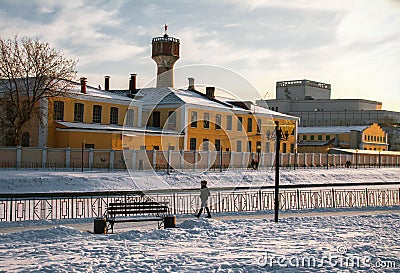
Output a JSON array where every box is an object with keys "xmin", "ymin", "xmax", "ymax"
[{"xmin": 195, "ymin": 180, "xmax": 211, "ymax": 218}]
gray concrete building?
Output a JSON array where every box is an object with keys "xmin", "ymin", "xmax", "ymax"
[{"xmin": 256, "ymin": 79, "xmax": 400, "ymax": 150}]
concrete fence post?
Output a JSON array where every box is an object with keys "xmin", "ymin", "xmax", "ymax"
[
  {"xmin": 152, "ymin": 149, "xmax": 157, "ymax": 169},
  {"xmin": 131, "ymin": 150, "xmax": 137, "ymax": 170},
  {"xmin": 180, "ymin": 150, "xmax": 184, "ymax": 169},
  {"xmin": 109, "ymin": 149, "xmax": 115, "ymax": 170},
  {"xmin": 42, "ymin": 147, "xmax": 47, "ymax": 169},
  {"xmin": 89, "ymin": 148, "xmax": 94, "ymax": 169},
  {"xmin": 16, "ymin": 146, "xmax": 22, "ymax": 169},
  {"xmin": 65, "ymin": 147, "xmax": 71, "ymax": 168}
]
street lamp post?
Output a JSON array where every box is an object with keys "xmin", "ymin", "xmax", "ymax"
[
  {"xmin": 256, "ymin": 145, "xmax": 261, "ymax": 170},
  {"xmin": 274, "ymin": 121, "xmax": 289, "ymax": 223},
  {"xmin": 81, "ymin": 142, "xmax": 84, "ymax": 172},
  {"xmin": 378, "ymin": 150, "xmax": 381, "ymax": 168},
  {"xmin": 294, "ymin": 148, "xmax": 297, "ymax": 171},
  {"xmin": 326, "ymin": 148, "xmax": 330, "ymax": 170},
  {"xmin": 356, "ymin": 149, "xmax": 359, "ymax": 169}
]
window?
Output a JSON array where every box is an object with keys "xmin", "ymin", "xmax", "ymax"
[
  {"xmin": 74, "ymin": 103, "xmax": 84, "ymax": 122},
  {"xmin": 310, "ymin": 135, "xmax": 315, "ymax": 141},
  {"xmin": 247, "ymin": 141, "xmax": 252, "ymax": 152},
  {"xmin": 368, "ymin": 135, "xmax": 370, "ymax": 141},
  {"xmin": 282, "ymin": 143, "xmax": 287, "ymax": 153},
  {"xmin": 85, "ymin": 144, "xmax": 95, "ymax": 149},
  {"xmin": 326, "ymin": 135, "xmax": 331, "ymax": 140},
  {"xmin": 125, "ymin": 109, "xmax": 134, "ymax": 127},
  {"xmin": 247, "ymin": 118, "xmax": 252, "ymax": 132},
  {"xmin": 215, "ymin": 139, "xmax": 221, "ymax": 151},
  {"xmin": 227, "ymin": 115, "xmax": 232, "ymax": 130},
  {"xmin": 92, "ymin": 105, "xmax": 102, "ymax": 123},
  {"xmin": 110, "ymin": 107, "xmax": 119, "ymax": 125},
  {"xmin": 290, "ymin": 143, "xmax": 295, "ymax": 153},
  {"xmin": 303, "ymin": 135, "xmax": 307, "ymax": 141},
  {"xmin": 191, "ymin": 111, "xmax": 197, "ymax": 128},
  {"xmin": 151, "ymin": 111, "xmax": 160, "ymax": 128},
  {"xmin": 203, "ymin": 113, "xmax": 210, "ymax": 129},
  {"xmin": 215, "ymin": 114, "xmax": 221, "ymax": 130},
  {"xmin": 21, "ymin": 132, "xmax": 29, "ymax": 147},
  {"xmin": 140, "ymin": 145, "xmax": 146, "ymax": 150},
  {"xmin": 190, "ymin": 138, "xmax": 197, "ymax": 150},
  {"xmin": 318, "ymin": 135, "xmax": 322, "ymax": 141},
  {"xmin": 167, "ymin": 111, "xmax": 176, "ymax": 130},
  {"xmin": 257, "ymin": 119, "xmax": 261, "ymax": 133},
  {"xmin": 153, "ymin": 146, "xmax": 160, "ymax": 150},
  {"xmin": 53, "ymin": 101, "xmax": 64, "ymax": 121},
  {"xmin": 236, "ymin": 140, "xmax": 242, "ymax": 152},
  {"xmin": 237, "ymin": 117, "xmax": 243, "ymax": 131},
  {"xmin": 203, "ymin": 139, "xmax": 209, "ymax": 151}
]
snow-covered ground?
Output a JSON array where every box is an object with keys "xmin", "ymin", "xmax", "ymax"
[
  {"xmin": 0, "ymin": 208, "xmax": 399, "ymax": 272},
  {"xmin": 0, "ymin": 168, "xmax": 399, "ymax": 272},
  {"xmin": 0, "ymin": 167, "xmax": 399, "ymax": 193}
]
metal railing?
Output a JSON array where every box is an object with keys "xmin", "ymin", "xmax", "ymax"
[{"xmin": 1, "ymin": 182, "xmax": 399, "ymax": 222}]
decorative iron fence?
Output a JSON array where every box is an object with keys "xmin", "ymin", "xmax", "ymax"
[{"xmin": 1, "ymin": 182, "xmax": 399, "ymax": 222}]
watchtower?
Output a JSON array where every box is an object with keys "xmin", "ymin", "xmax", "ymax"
[{"xmin": 151, "ymin": 25, "xmax": 180, "ymax": 88}]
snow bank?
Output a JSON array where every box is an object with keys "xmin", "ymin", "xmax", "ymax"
[
  {"xmin": 0, "ymin": 167, "xmax": 399, "ymax": 193},
  {"xmin": 0, "ymin": 212, "xmax": 399, "ymax": 272}
]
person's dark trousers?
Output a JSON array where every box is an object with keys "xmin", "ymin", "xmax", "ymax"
[{"xmin": 195, "ymin": 207, "xmax": 211, "ymax": 218}]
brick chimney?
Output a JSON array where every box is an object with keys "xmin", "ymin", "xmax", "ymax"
[
  {"xmin": 129, "ymin": 73, "xmax": 137, "ymax": 95},
  {"xmin": 188, "ymin": 77, "xmax": 195, "ymax": 90},
  {"xmin": 104, "ymin": 76, "xmax": 110, "ymax": 91},
  {"xmin": 206, "ymin": 86, "xmax": 215, "ymax": 99},
  {"xmin": 80, "ymin": 77, "xmax": 87, "ymax": 94}
]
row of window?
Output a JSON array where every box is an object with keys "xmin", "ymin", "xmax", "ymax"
[
  {"xmin": 302, "ymin": 134, "xmax": 386, "ymax": 143},
  {"xmin": 54, "ymin": 101, "xmax": 134, "ymax": 126},
  {"xmin": 190, "ymin": 111, "xmax": 261, "ymax": 133},
  {"xmin": 364, "ymin": 135, "xmax": 385, "ymax": 143},
  {"xmin": 302, "ymin": 135, "xmax": 331, "ymax": 141}
]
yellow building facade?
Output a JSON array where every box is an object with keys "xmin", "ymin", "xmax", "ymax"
[{"xmin": 298, "ymin": 123, "xmax": 388, "ymax": 153}]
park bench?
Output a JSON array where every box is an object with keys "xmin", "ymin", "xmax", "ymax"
[{"xmin": 105, "ymin": 201, "xmax": 170, "ymax": 233}]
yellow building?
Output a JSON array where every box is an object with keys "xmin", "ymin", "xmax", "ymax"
[
  {"xmin": 298, "ymin": 123, "xmax": 388, "ymax": 153},
  {"xmin": 3, "ymin": 30, "xmax": 299, "ymax": 153}
]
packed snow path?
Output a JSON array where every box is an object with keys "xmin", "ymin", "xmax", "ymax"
[{"xmin": 0, "ymin": 208, "xmax": 399, "ymax": 272}]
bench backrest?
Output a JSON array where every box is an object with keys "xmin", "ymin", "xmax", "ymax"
[{"xmin": 106, "ymin": 202, "xmax": 169, "ymax": 217}]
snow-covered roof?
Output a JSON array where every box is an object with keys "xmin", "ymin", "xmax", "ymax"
[
  {"xmin": 298, "ymin": 126, "xmax": 369, "ymax": 134},
  {"xmin": 55, "ymin": 121, "xmax": 182, "ymax": 135},
  {"xmin": 69, "ymin": 82, "xmax": 138, "ymax": 104},
  {"xmin": 132, "ymin": 87, "xmax": 300, "ymax": 120}
]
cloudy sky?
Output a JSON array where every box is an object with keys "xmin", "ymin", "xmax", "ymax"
[{"xmin": 1, "ymin": 0, "xmax": 399, "ymax": 110}]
